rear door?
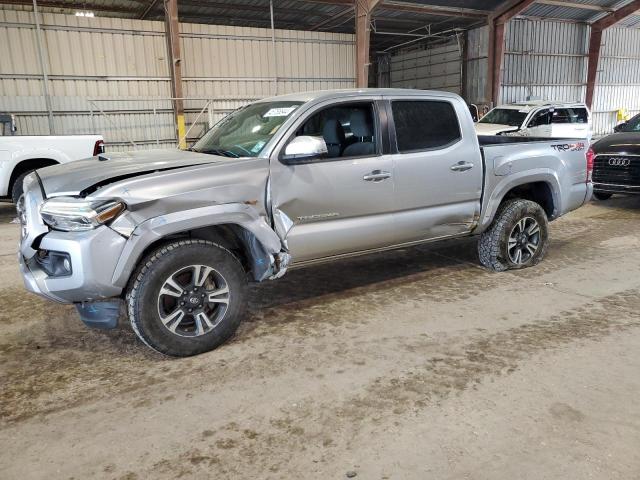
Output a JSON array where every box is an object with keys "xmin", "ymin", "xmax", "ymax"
[
  {"xmin": 386, "ymin": 95, "xmax": 484, "ymax": 243},
  {"xmin": 269, "ymin": 96, "xmax": 397, "ymax": 263}
]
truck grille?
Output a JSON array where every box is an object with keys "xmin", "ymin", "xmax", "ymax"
[{"xmin": 593, "ymin": 155, "xmax": 640, "ymax": 186}]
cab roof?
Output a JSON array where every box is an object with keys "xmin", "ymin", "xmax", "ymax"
[
  {"xmin": 495, "ymin": 101, "xmax": 588, "ymax": 113},
  {"xmin": 256, "ymin": 88, "xmax": 461, "ymax": 104}
]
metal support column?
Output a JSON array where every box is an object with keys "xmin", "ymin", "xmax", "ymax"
[
  {"xmin": 270, "ymin": 0, "xmax": 278, "ymax": 95},
  {"xmin": 486, "ymin": 0, "xmax": 536, "ymax": 106},
  {"xmin": 164, "ymin": 0, "xmax": 186, "ymax": 149},
  {"xmin": 355, "ymin": 0, "xmax": 380, "ymax": 88},
  {"xmin": 585, "ymin": 0, "xmax": 640, "ymax": 109},
  {"xmin": 32, "ymin": 0, "xmax": 55, "ymax": 135}
]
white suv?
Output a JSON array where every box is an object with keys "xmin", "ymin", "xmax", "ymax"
[{"xmin": 475, "ymin": 101, "xmax": 592, "ymax": 140}]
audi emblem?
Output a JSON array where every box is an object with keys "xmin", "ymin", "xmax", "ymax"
[{"xmin": 608, "ymin": 157, "xmax": 631, "ymax": 167}]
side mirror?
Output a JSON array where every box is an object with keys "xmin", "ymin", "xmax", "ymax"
[{"xmin": 282, "ymin": 135, "xmax": 328, "ymax": 163}]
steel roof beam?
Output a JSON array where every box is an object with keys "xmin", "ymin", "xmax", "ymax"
[
  {"xmin": 303, "ymin": 0, "xmax": 490, "ymax": 18},
  {"xmin": 535, "ymin": 0, "xmax": 613, "ymax": 12}
]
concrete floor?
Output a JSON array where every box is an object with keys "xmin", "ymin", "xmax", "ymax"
[{"xmin": 1, "ymin": 197, "xmax": 640, "ymax": 479}]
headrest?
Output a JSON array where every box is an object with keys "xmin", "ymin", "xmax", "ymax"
[
  {"xmin": 350, "ymin": 109, "xmax": 373, "ymax": 137},
  {"xmin": 322, "ymin": 118, "xmax": 345, "ymax": 144}
]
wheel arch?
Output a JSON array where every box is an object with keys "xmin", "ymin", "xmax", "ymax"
[
  {"xmin": 478, "ymin": 172, "xmax": 561, "ymax": 233},
  {"xmin": 8, "ymin": 158, "xmax": 59, "ymax": 197},
  {"xmin": 111, "ymin": 203, "xmax": 285, "ymax": 288}
]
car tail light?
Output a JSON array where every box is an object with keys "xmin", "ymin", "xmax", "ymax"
[
  {"xmin": 93, "ymin": 140, "xmax": 104, "ymax": 156},
  {"xmin": 586, "ymin": 147, "xmax": 594, "ymax": 183}
]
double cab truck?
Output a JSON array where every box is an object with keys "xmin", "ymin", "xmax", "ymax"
[
  {"xmin": 0, "ymin": 134, "xmax": 104, "ymax": 203},
  {"xmin": 17, "ymin": 89, "xmax": 593, "ymax": 356}
]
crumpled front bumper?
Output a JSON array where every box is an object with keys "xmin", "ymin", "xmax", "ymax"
[
  {"xmin": 19, "ymin": 227, "xmax": 127, "ymax": 303},
  {"xmin": 18, "ymin": 174, "xmax": 127, "ymax": 304}
]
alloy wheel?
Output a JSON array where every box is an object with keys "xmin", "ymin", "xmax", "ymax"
[
  {"xmin": 507, "ymin": 217, "xmax": 540, "ymax": 265},
  {"xmin": 157, "ymin": 264, "xmax": 230, "ymax": 337}
]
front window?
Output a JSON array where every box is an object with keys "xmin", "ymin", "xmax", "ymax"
[
  {"xmin": 192, "ymin": 101, "xmax": 303, "ymax": 157},
  {"xmin": 479, "ymin": 108, "xmax": 527, "ymax": 127}
]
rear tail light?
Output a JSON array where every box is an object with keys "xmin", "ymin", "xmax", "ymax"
[
  {"xmin": 93, "ymin": 140, "xmax": 104, "ymax": 156},
  {"xmin": 586, "ymin": 147, "xmax": 594, "ymax": 182}
]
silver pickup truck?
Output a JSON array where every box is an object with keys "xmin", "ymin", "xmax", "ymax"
[{"xmin": 17, "ymin": 89, "xmax": 592, "ymax": 356}]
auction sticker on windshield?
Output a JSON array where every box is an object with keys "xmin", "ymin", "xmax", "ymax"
[{"xmin": 263, "ymin": 107, "xmax": 296, "ymax": 118}]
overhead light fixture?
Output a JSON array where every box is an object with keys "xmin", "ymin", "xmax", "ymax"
[{"xmin": 75, "ymin": 11, "xmax": 94, "ymax": 17}]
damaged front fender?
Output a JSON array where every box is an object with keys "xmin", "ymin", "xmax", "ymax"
[{"xmin": 110, "ymin": 202, "xmax": 286, "ymax": 287}]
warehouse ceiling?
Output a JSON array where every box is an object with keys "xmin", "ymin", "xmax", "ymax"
[{"xmin": 1, "ymin": 0, "xmax": 639, "ymax": 50}]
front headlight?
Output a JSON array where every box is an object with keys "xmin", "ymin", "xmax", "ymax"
[{"xmin": 40, "ymin": 197, "xmax": 125, "ymax": 232}]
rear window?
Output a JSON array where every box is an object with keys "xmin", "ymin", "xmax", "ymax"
[
  {"xmin": 552, "ymin": 108, "xmax": 588, "ymax": 124},
  {"xmin": 392, "ymin": 101, "xmax": 461, "ymax": 152}
]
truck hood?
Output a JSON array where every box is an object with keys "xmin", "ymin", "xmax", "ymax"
[
  {"xmin": 474, "ymin": 123, "xmax": 520, "ymax": 136},
  {"xmin": 37, "ymin": 149, "xmax": 226, "ymax": 197},
  {"xmin": 592, "ymin": 132, "xmax": 640, "ymax": 156}
]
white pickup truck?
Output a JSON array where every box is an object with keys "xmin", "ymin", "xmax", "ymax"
[
  {"xmin": 0, "ymin": 135, "xmax": 104, "ymax": 202},
  {"xmin": 475, "ymin": 101, "xmax": 592, "ymax": 140}
]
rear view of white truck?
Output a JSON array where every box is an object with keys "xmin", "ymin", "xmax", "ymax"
[{"xmin": 0, "ymin": 135, "xmax": 104, "ymax": 202}]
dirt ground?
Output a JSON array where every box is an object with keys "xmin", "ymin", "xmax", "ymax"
[{"xmin": 1, "ymin": 197, "xmax": 640, "ymax": 479}]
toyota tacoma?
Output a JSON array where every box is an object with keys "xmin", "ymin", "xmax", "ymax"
[{"xmin": 17, "ymin": 89, "xmax": 592, "ymax": 356}]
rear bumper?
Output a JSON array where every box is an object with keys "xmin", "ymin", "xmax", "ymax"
[{"xmin": 593, "ymin": 182, "xmax": 640, "ymax": 195}]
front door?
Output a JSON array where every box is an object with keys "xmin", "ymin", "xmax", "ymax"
[
  {"xmin": 269, "ymin": 98, "xmax": 396, "ymax": 263},
  {"xmin": 386, "ymin": 96, "xmax": 484, "ymax": 243},
  {"xmin": 523, "ymin": 108, "xmax": 552, "ymax": 137}
]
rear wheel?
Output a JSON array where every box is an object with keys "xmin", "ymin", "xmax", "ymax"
[
  {"xmin": 593, "ymin": 192, "xmax": 612, "ymax": 201},
  {"xmin": 127, "ymin": 239, "xmax": 247, "ymax": 357},
  {"xmin": 478, "ymin": 199, "xmax": 549, "ymax": 272}
]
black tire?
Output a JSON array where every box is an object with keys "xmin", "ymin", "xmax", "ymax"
[
  {"xmin": 11, "ymin": 171, "xmax": 31, "ymax": 204},
  {"xmin": 127, "ymin": 239, "xmax": 247, "ymax": 357},
  {"xmin": 478, "ymin": 199, "xmax": 549, "ymax": 272},
  {"xmin": 593, "ymin": 192, "xmax": 612, "ymax": 201}
]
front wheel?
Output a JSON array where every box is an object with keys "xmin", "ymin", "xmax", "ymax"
[
  {"xmin": 478, "ymin": 199, "xmax": 549, "ymax": 272},
  {"xmin": 593, "ymin": 192, "xmax": 612, "ymax": 201},
  {"xmin": 127, "ymin": 239, "xmax": 247, "ymax": 357}
]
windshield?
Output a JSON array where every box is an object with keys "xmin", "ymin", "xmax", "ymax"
[
  {"xmin": 192, "ymin": 101, "xmax": 303, "ymax": 157},
  {"xmin": 620, "ymin": 113, "xmax": 640, "ymax": 132},
  {"xmin": 479, "ymin": 108, "xmax": 527, "ymax": 127}
]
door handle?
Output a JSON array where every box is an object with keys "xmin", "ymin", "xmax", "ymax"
[
  {"xmin": 450, "ymin": 161, "xmax": 474, "ymax": 172},
  {"xmin": 363, "ymin": 170, "xmax": 391, "ymax": 182}
]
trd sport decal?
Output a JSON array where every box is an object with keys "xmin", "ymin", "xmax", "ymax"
[{"xmin": 551, "ymin": 142, "xmax": 585, "ymax": 152}]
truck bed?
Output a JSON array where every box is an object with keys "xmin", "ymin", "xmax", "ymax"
[{"xmin": 477, "ymin": 134, "xmax": 591, "ymax": 231}]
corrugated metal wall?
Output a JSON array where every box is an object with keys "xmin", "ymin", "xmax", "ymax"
[
  {"xmin": 592, "ymin": 27, "xmax": 640, "ymax": 135},
  {"xmin": 0, "ymin": 9, "xmax": 355, "ymax": 150},
  {"xmin": 389, "ymin": 37, "xmax": 463, "ymax": 94},
  {"xmin": 465, "ymin": 26, "xmax": 488, "ymax": 105},
  {"xmin": 500, "ymin": 19, "xmax": 589, "ymax": 105}
]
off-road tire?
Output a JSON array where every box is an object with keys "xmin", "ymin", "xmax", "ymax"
[
  {"xmin": 478, "ymin": 199, "xmax": 549, "ymax": 272},
  {"xmin": 127, "ymin": 239, "xmax": 247, "ymax": 357},
  {"xmin": 11, "ymin": 171, "xmax": 31, "ymax": 204},
  {"xmin": 593, "ymin": 191, "xmax": 612, "ymax": 201}
]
